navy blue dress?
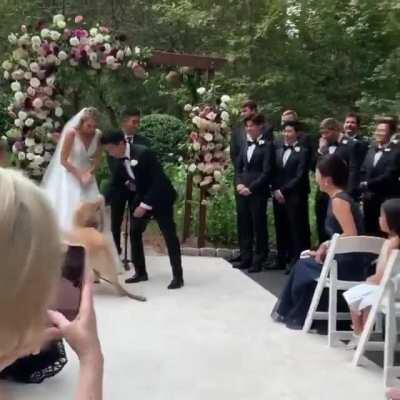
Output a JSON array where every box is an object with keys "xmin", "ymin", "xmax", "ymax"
[{"xmin": 273, "ymin": 192, "xmax": 370, "ymax": 329}]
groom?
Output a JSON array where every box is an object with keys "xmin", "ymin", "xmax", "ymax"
[{"xmin": 101, "ymin": 131, "xmax": 184, "ymax": 290}]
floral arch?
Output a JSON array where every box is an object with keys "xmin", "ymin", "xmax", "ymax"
[{"xmin": 1, "ymin": 14, "xmax": 147, "ymax": 178}]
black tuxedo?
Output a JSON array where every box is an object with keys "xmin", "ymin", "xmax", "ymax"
[
  {"xmin": 314, "ymin": 136, "xmax": 363, "ymax": 242},
  {"xmin": 360, "ymin": 143, "xmax": 400, "ymax": 236},
  {"xmin": 349, "ymin": 133, "xmax": 370, "ymax": 166},
  {"xmin": 235, "ymin": 139, "xmax": 273, "ymax": 267},
  {"xmin": 107, "ymin": 133, "xmax": 150, "ymax": 254},
  {"xmin": 109, "ymin": 144, "xmax": 182, "ymax": 280},
  {"xmin": 272, "ymin": 143, "xmax": 311, "ymax": 267}
]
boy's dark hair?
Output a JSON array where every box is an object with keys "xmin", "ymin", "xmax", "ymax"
[
  {"xmin": 246, "ymin": 113, "xmax": 265, "ymax": 126},
  {"xmin": 241, "ymin": 100, "xmax": 258, "ymax": 111},
  {"xmin": 121, "ymin": 109, "xmax": 141, "ymax": 119},
  {"xmin": 100, "ymin": 131, "xmax": 125, "ymax": 145}
]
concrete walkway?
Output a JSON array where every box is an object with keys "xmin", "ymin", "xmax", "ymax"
[{"xmin": 4, "ymin": 256, "xmax": 384, "ymax": 399}]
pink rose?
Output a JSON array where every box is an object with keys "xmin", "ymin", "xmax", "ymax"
[
  {"xmin": 99, "ymin": 26, "xmax": 109, "ymax": 33},
  {"xmin": 190, "ymin": 131, "xmax": 198, "ymax": 141},
  {"xmin": 74, "ymin": 15, "xmax": 84, "ymax": 23},
  {"xmin": 204, "ymin": 153, "xmax": 213, "ymax": 163}
]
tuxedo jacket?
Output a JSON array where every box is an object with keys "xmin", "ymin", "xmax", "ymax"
[
  {"xmin": 230, "ymin": 123, "xmax": 273, "ymax": 169},
  {"xmin": 314, "ymin": 136, "xmax": 363, "ymax": 194},
  {"xmin": 351, "ymin": 134, "xmax": 370, "ymax": 166},
  {"xmin": 108, "ymin": 144, "xmax": 176, "ymax": 212},
  {"xmin": 236, "ymin": 140, "xmax": 273, "ymax": 195},
  {"xmin": 272, "ymin": 143, "xmax": 310, "ymax": 196},
  {"xmin": 360, "ymin": 143, "xmax": 400, "ymax": 198}
]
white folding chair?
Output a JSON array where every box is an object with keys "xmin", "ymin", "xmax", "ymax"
[
  {"xmin": 303, "ymin": 234, "xmax": 385, "ymax": 347},
  {"xmin": 353, "ymin": 250, "xmax": 400, "ymax": 387}
]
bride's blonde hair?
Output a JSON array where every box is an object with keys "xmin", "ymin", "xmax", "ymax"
[
  {"xmin": 78, "ymin": 107, "xmax": 99, "ymax": 130},
  {"xmin": 0, "ymin": 168, "xmax": 62, "ymax": 361}
]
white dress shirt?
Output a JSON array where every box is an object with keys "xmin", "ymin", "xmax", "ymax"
[
  {"xmin": 373, "ymin": 146, "xmax": 385, "ymax": 167},
  {"xmin": 246, "ymin": 134, "xmax": 262, "ymax": 163}
]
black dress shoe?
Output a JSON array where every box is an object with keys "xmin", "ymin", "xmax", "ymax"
[
  {"xmin": 125, "ymin": 274, "xmax": 148, "ymax": 284},
  {"xmin": 226, "ymin": 254, "xmax": 241, "ymax": 263},
  {"xmin": 167, "ymin": 277, "xmax": 184, "ymax": 289},
  {"xmin": 248, "ymin": 265, "xmax": 262, "ymax": 273},
  {"xmin": 233, "ymin": 262, "xmax": 251, "ymax": 270}
]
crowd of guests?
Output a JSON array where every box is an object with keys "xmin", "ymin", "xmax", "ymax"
[{"xmin": 229, "ymin": 101, "xmax": 400, "ymax": 275}]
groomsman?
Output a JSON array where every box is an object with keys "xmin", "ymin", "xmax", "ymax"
[
  {"xmin": 359, "ymin": 118, "xmax": 400, "ymax": 236},
  {"xmin": 234, "ymin": 114, "xmax": 273, "ymax": 272},
  {"xmin": 107, "ymin": 109, "xmax": 150, "ymax": 255},
  {"xmin": 272, "ymin": 121, "xmax": 311, "ymax": 271},
  {"xmin": 343, "ymin": 112, "xmax": 369, "ymax": 165},
  {"xmin": 102, "ymin": 132, "xmax": 183, "ymax": 289},
  {"xmin": 314, "ymin": 118, "xmax": 363, "ymax": 242}
]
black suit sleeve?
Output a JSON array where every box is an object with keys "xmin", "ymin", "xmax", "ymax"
[
  {"xmin": 347, "ymin": 141, "xmax": 363, "ymax": 194},
  {"xmin": 248, "ymin": 143, "xmax": 273, "ymax": 193},
  {"xmin": 235, "ymin": 148, "xmax": 246, "ymax": 186},
  {"xmin": 280, "ymin": 149, "xmax": 309, "ymax": 196}
]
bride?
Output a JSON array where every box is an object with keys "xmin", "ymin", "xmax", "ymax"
[{"xmin": 42, "ymin": 107, "xmax": 103, "ymax": 233}]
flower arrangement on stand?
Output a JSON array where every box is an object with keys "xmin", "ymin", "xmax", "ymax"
[
  {"xmin": 181, "ymin": 87, "xmax": 232, "ymax": 247},
  {"xmin": 1, "ymin": 14, "xmax": 148, "ymax": 179}
]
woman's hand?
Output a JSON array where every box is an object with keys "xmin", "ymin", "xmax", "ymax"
[
  {"xmin": 366, "ymin": 275, "xmax": 379, "ymax": 285},
  {"xmin": 315, "ymin": 243, "xmax": 328, "ymax": 264},
  {"xmin": 80, "ymin": 171, "xmax": 94, "ymax": 187}
]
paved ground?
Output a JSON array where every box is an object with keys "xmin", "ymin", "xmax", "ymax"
[{"xmin": 3, "ymin": 256, "xmax": 385, "ymax": 399}]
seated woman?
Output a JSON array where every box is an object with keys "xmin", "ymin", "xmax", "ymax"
[
  {"xmin": 271, "ymin": 154, "xmax": 367, "ymax": 330},
  {"xmin": 67, "ymin": 197, "xmax": 137, "ymax": 299},
  {"xmin": 344, "ymin": 198, "xmax": 400, "ymax": 349},
  {"xmin": 0, "ymin": 168, "xmax": 103, "ymax": 399}
]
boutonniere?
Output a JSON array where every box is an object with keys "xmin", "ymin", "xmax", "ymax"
[
  {"xmin": 294, "ymin": 146, "xmax": 301, "ymax": 152},
  {"xmin": 258, "ymin": 139, "xmax": 265, "ymax": 146},
  {"xmin": 392, "ymin": 139, "xmax": 399, "ymax": 144},
  {"xmin": 342, "ymin": 139, "xmax": 348, "ymax": 145},
  {"xmin": 130, "ymin": 159, "xmax": 139, "ymax": 166},
  {"xmin": 384, "ymin": 148, "xmax": 391, "ymax": 152}
]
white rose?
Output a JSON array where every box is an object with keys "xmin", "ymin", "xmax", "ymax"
[
  {"xmin": 24, "ymin": 71, "xmax": 32, "ymax": 80},
  {"xmin": 12, "ymin": 143, "xmax": 19, "ymax": 153},
  {"xmin": 26, "ymin": 152, "xmax": 35, "ymax": 161},
  {"xmin": 32, "ymin": 43, "xmax": 41, "ymax": 52},
  {"xmin": 214, "ymin": 170, "xmax": 222, "ymax": 181},
  {"xmin": 53, "ymin": 14, "xmax": 65, "ymax": 25},
  {"xmin": 192, "ymin": 142, "xmax": 201, "ymax": 151},
  {"xmin": 27, "ymin": 87, "xmax": 36, "ymax": 97},
  {"xmin": 43, "ymin": 151, "xmax": 52, "ymax": 162},
  {"xmin": 188, "ymin": 163, "xmax": 197, "ymax": 173},
  {"xmin": 192, "ymin": 116, "xmax": 201, "ymax": 127},
  {"xmin": 8, "ymin": 33, "xmax": 17, "ymax": 44},
  {"xmin": 116, "ymin": 50, "xmax": 124, "ymax": 60},
  {"xmin": 34, "ymin": 144, "xmax": 43, "ymax": 154},
  {"xmin": 69, "ymin": 37, "xmax": 80, "ymax": 46},
  {"xmin": 221, "ymin": 95, "xmax": 231, "ymax": 103},
  {"xmin": 134, "ymin": 46, "xmax": 141, "ymax": 55},
  {"xmin": 30, "ymin": 78, "xmax": 41, "ymax": 88},
  {"xmin": 46, "ymin": 75, "xmax": 56, "ymax": 86},
  {"xmin": 11, "ymin": 69, "xmax": 24, "ymax": 80},
  {"xmin": 204, "ymin": 133, "xmax": 213, "ymax": 142},
  {"xmin": 18, "ymin": 111, "xmax": 27, "ymax": 120},
  {"xmin": 14, "ymin": 92, "xmax": 25, "ymax": 104},
  {"xmin": 58, "ymin": 51, "xmax": 68, "ymax": 61},
  {"xmin": 2, "ymin": 60, "xmax": 13, "ymax": 71},
  {"xmin": 29, "ymin": 62, "xmax": 40, "ymax": 73},
  {"xmin": 193, "ymin": 175, "xmax": 202, "ymax": 184},
  {"xmin": 70, "ymin": 59, "xmax": 79, "ymax": 66},
  {"xmin": 55, "ymin": 107, "xmax": 63, "ymax": 117},
  {"xmin": 11, "ymin": 81, "xmax": 21, "ymax": 92},
  {"xmin": 184, "ymin": 104, "xmax": 192, "ymax": 112},
  {"xmin": 57, "ymin": 20, "xmax": 66, "ymax": 29},
  {"xmin": 33, "ymin": 98, "xmax": 43, "ymax": 109},
  {"xmin": 50, "ymin": 31, "xmax": 61, "ymax": 41},
  {"xmin": 17, "ymin": 34, "xmax": 30, "ymax": 46},
  {"xmin": 3, "ymin": 71, "xmax": 10, "ymax": 80},
  {"xmin": 94, "ymin": 34, "xmax": 104, "ymax": 44},
  {"xmin": 90, "ymin": 28, "xmax": 98, "ymax": 36},
  {"xmin": 18, "ymin": 152, "xmax": 26, "ymax": 161},
  {"xmin": 19, "ymin": 59, "xmax": 28, "ymax": 68},
  {"xmin": 41, "ymin": 29, "xmax": 50, "ymax": 39},
  {"xmin": 221, "ymin": 111, "xmax": 230, "ymax": 122},
  {"xmin": 89, "ymin": 52, "xmax": 98, "ymax": 63},
  {"xmin": 124, "ymin": 47, "xmax": 132, "ymax": 56},
  {"xmin": 14, "ymin": 119, "xmax": 23, "ymax": 128},
  {"xmin": 37, "ymin": 111, "xmax": 48, "ymax": 120},
  {"xmin": 197, "ymin": 87, "xmax": 206, "ymax": 95},
  {"xmin": 106, "ymin": 55, "xmax": 116, "ymax": 65},
  {"xmin": 31, "ymin": 36, "xmax": 41, "ymax": 46},
  {"xmin": 25, "ymin": 138, "xmax": 36, "ymax": 147},
  {"xmin": 46, "ymin": 54, "xmax": 58, "ymax": 64},
  {"xmin": 103, "ymin": 43, "xmax": 111, "ymax": 54},
  {"xmin": 25, "ymin": 118, "xmax": 34, "ymax": 127}
]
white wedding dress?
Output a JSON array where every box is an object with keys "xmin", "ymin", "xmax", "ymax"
[{"xmin": 41, "ymin": 109, "xmax": 102, "ymax": 233}]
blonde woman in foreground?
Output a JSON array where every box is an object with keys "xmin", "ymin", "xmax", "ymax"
[{"xmin": 0, "ymin": 168, "xmax": 103, "ymax": 400}]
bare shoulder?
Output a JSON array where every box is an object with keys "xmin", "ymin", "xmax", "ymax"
[{"xmin": 332, "ymin": 196, "xmax": 351, "ymax": 211}]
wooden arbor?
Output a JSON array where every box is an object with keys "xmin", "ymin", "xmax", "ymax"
[{"xmin": 150, "ymin": 50, "xmax": 227, "ymax": 247}]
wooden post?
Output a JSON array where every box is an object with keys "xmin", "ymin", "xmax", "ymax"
[
  {"xmin": 181, "ymin": 173, "xmax": 193, "ymax": 243},
  {"xmin": 197, "ymin": 188, "xmax": 207, "ymax": 248}
]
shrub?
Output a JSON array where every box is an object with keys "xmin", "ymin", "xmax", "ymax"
[{"xmin": 138, "ymin": 114, "xmax": 187, "ymax": 164}]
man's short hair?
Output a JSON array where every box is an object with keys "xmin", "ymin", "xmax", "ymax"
[
  {"xmin": 320, "ymin": 118, "xmax": 342, "ymax": 132},
  {"xmin": 246, "ymin": 113, "xmax": 265, "ymax": 126},
  {"xmin": 121, "ymin": 109, "xmax": 141, "ymax": 120},
  {"xmin": 282, "ymin": 121, "xmax": 299, "ymax": 131},
  {"xmin": 375, "ymin": 116, "xmax": 398, "ymax": 136},
  {"xmin": 100, "ymin": 131, "xmax": 125, "ymax": 145},
  {"xmin": 241, "ymin": 100, "xmax": 257, "ymax": 111},
  {"xmin": 282, "ymin": 109, "xmax": 298, "ymax": 121},
  {"xmin": 345, "ymin": 112, "xmax": 361, "ymax": 126}
]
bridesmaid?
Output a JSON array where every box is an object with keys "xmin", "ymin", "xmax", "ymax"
[{"xmin": 271, "ymin": 154, "xmax": 368, "ymax": 330}]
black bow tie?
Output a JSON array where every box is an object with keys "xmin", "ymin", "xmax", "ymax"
[
  {"xmin": 122, "ymin": 156, "xmax": 130, "ymax": 161},
  {"xmin": 247, "ymin": 140, "xmax": 256, "ymax": 146},
  {"xmin": 283, "ymin": 144, "xmax": 294, "ymax": 150},
  {"xmin": 375, "ymin": 146, "xmax": 385, "ymax": 152}
]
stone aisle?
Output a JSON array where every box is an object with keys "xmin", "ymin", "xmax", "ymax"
[{"xmin": 4, "ymin": 256, "xmax": 384, "ymax": 400}]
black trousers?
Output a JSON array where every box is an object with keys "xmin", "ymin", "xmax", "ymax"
[
  {"xmin": 236, "ymin": 193, "xmax": 268, "ymax": 266},
  {"xmin": 315, "ymin": 189, "xmax": 330, "ymax": 243},
  {"xmin": 363, "ymin": 195, "xmax": 385, "ymax": 237},
  {"xmin": 130, "ymin": 205, "xmax": 183, "ymax": 279},
  {"xmin": 273, "ymin": 193, "xmax": 311, "ymax": 267},
  {"xmin": 110, "ymin": 190, "xmax": 134, "ymax": 254}
]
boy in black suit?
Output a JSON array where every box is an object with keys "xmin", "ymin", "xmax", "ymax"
[
  {"xmin": 235, "ymin": 114, "xmax": 273, "ymax": 273},
  {"xmin": 359, "ymin": 117, "xmax": 400, "ymax": 236},
  {"xmin": 107, "ymin": 109, "xmax": 151, "ymax": 255},
  {"xmin": 272, "ymin": 121, "xmax": 311, "ymax": 272},
  {"xmin": 102, "ymin": 132, "xmax": 183, "ymax": 289}
]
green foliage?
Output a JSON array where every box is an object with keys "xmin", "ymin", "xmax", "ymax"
[{"xmin": 138, "ymin": 114, "xmax": 187, "ymax": 163}]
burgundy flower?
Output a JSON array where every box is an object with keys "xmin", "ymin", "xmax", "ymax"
[
  {"xmin": 63, "ymin": 29, "xmax": 72, "ymax": 39},
  {"xmin": 73, "ymin": 29, "xmax": 88, "ymax": 39},
  {"xmin": 35, "ymin": 20, "xmax": 45, "ymax": 31},
  {"xmin": 24, "ymin": 98, "xmax": 33, "ymax": 110}
]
